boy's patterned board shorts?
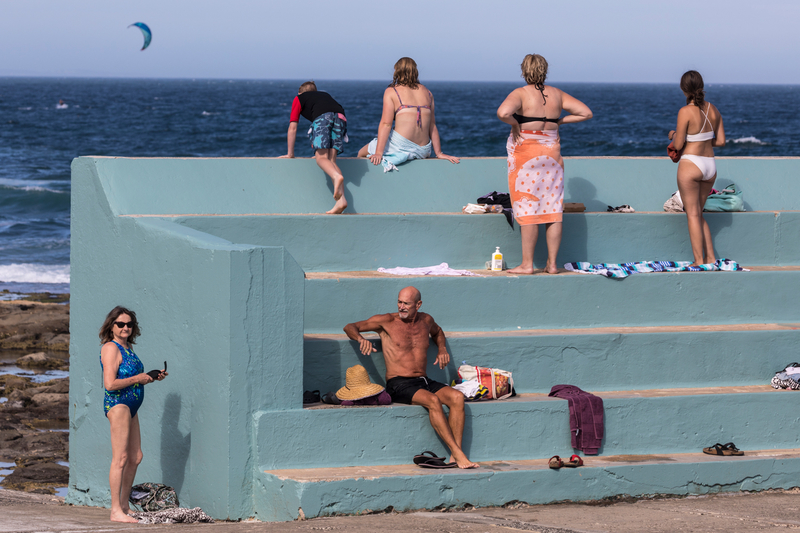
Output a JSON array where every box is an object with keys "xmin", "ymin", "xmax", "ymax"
[{"xmin": 308, "ymin": 112, "xmax": 347, "ymax": 153}]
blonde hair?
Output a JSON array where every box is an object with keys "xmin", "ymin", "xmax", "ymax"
[
  {"xmin": 298, "ymin": 81, "xmax": 317, "ymax": 94},
  {"xmin": 521, "ymin": 54, "xmax": 548, "ymax": 89},
  {"xmin": 391, "ymin": 57, "xmax": 420, "ymax": 89}
]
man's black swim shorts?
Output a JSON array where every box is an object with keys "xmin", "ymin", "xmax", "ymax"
[{"xmin": 386, "ymin": 376, "xmax": 447, "ymax": 404}]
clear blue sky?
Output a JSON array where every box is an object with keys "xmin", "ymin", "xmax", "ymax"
[{"xmin": 2, "ymin": 0, "xmax": 798, "ymax": 83}]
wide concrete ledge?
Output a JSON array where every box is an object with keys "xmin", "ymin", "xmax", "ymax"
[
  {"xmin": 254, "ymin": 449, "xmax": 800, "ymax": 521},
  {"xmin": 266, "ymin": 448, "xmax": 800, "ymax": 481},
  {"xmin": 304, "ymin": 323, "xmax": 800, "ymax": 393},
  {"xmin": 177, "ymin": 211, "xmax": 800, "ymax": 270},
  {"xmin": 303, "ymin": 268, "xmax": 800, "ymax": 332},
  {"xmin": 254, "ymin": 387, "xmax": 800, "ymax": 472}
]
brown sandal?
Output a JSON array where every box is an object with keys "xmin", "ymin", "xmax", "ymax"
[
  {"xmin": 563, "ymin": 454, "xmax": 584, "ymax": 467},
  {"xmin": 548, "ymin": 455, "xmax": 563, "ymax": 469}
]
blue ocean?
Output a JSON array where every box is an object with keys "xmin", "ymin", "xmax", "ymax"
[{"xmin": 1, "ymin": 78, "xmax": 799, "ymax": 295}]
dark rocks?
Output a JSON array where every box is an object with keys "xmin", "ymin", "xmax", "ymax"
[
  {"xmin": 1, "ymin": 461, "xmax": 69, "ymax": 493},
  {"xmin": 16, "ymin": 352, "xmax": 67, "ymax": 370},
  {"xmin": 0, "ymin": 301, "xmax": 70, "ymax": 352}
]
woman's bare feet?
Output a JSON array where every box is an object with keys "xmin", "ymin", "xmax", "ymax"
[
  {"xmin": 507, "ymin": 264, "xmax": 535, "ymax": 275},
  {"xmin": 110, "ymin": 509, "xmax": 139, "ymax": 523},
  {"xmin": 326, "ymin": 197, "xmax": 348, "ymax": 214}
]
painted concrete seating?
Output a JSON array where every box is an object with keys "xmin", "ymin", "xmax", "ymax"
[{"xmin": 69, "ymin": 156, "xmax": 800, "ymax": 522}]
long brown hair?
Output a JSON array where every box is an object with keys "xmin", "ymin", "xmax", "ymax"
[
  {"xmin": 99, "ymin": 306, "xmax": 141, "ymax": 345},
  {"xmin": 680, "ymin": 70, "xmax": 706, "ymax": 109},
  {"xmin": 390, "ymin": 57, "xmax": 420, "ymax": 89}
]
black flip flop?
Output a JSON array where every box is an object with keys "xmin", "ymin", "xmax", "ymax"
[
  {"xmin": 418, "ymin": 457, "xmax": 457, "ymax": 469},
  {"xmin": 302, "ymin": 390, "xmax": 321, "ymax": 404},
  {"xmin": 321, "ymin": 392, "xmax": 341, "ymax": 405},
  {"xmin": 413, "ymin": 451, "xmax": 445, "ymax": 465},
  {"xmin": 721, "ymin": 442, "xmax": 745, "ymax": 456}
]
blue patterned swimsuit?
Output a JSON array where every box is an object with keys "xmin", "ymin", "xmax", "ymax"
[{"xmin": 100, "ymin": 341, "xmax": 144, "ymax": 417}]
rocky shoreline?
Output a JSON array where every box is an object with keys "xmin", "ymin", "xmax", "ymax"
[{"xmin": 0, "ymin": 297, "xmax": 70, "ymax": 495}]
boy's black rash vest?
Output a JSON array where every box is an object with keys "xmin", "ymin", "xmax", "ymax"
[{"xmin": 296, "ymin": 91, "xmax": 345, "ymax": 122}]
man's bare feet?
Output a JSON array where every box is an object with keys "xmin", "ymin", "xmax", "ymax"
[
  {"xmin": 507, "ymin": 264, "xmax": 535, "ymax": 275},
  {"xmin": 544, "ymin": 262, "xmax": 559, "ymax": 274},
  {"xmin": 326, "ymin": 196, "xmax": 348, "ymax": 214},
  {"xmin": 450, "ymin": 454, "xmax": 479, "ymax": 469},
  {"xmin": 332, "ymin": 175, "xmax": 344, "ymax": 201},
  {"xmin": 110, "ymin": 509, "xmax": 139, "ymax": 523}
]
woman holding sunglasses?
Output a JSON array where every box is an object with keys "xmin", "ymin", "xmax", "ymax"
[{"xmin": 99, "ymin": 306, "xmax": 167, "ymax": 522}]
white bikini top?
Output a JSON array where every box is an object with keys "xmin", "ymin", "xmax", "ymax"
[{"xmin": 686, "ymin": 103, "xmax": 715, "ymax": 142}]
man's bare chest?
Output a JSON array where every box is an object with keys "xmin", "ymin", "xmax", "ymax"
[{"xmin": 382, "ymin": 322, "xmax": 430, "ymax": 350}]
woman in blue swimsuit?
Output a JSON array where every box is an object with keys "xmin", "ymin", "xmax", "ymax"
[{"xmin": 99, "ymin": 306, "xmax": 167, "ymax": 523}]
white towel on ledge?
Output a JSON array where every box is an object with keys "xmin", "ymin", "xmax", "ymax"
[{"xmin": 377, "ymin": 263, "xmax": 482, "ymax": 277}]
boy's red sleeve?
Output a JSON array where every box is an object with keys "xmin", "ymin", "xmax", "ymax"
[{"xmin": 289, "ymin": 96, "xmax": 302, "ymax": 122}]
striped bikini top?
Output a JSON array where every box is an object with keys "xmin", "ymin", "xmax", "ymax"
[
  {"xmin": 393, "ymin": 87, "xmax": 432, "ymax": 128},
  {"xmin": 686, "ymin": 103, "xmax": 715, "ymax": 142}
]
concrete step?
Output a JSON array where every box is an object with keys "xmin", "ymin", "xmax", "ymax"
[
  {"xmin": 254, "ymin": 385, "xmax": 800, "ymax": 472},
  {"xmin": 304, "ymin": 323, "xmax": 800, "ymax": 393},
  {"xmin": 302, "ymin": 266, "xmax": 800, "ymax": 332},
  {"xmin": 254, "ymin": 448, "xmax": 800, "ymax": 521},
  {"xmin": 176, "ymin": 211, "xmax": 800, "ymax": 271}
]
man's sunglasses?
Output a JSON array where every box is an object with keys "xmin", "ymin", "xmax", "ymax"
[{"xmin": 114, "ymin": 321, "xmax": 134, "ymax": 329}]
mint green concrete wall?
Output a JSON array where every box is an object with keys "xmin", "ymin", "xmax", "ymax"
[
  {"xmin": 256, "ymin": 456, "xmax": 800, "ymax": 521},
  {"xmin": 69, "ymin": 155, "xmax": 800, "ymax": 521},
  {"xmin": 91, "ymin": 156, "xmax": 800, "ymax": 215},
  {"xmin": 303, "ymin": 328, "xmax": 800, "ymax": 394},
  {"xmin": 304, "ymin": 272, "xmax": 800, "ymax": 333},
  {"xmin": 253, "ymin": 392, "xmax": 800, "ymax": 471},
  {"xmin": 68, "ymin": 157, "xmax": 304, "ymax": 519},
  {"xmin": 179, "ymin": 211, "xmax": 800, "ymax": 270}
]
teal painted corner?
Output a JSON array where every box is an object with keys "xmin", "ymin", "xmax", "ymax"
[{"xmin": 69, "ymin": 156, "xmax": 800, "ymax": 521}]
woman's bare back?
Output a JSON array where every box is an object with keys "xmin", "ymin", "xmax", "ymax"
[{"xmin": 391, "ymin": 84, "xmax": 434, "ymax": 146}]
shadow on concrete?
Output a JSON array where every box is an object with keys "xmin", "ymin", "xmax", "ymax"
[
  {"xmin": 161, "ymin": 393, "xmax": 190, "ymax": 494},
  {"xmin": 566, "ymin": 176, "xmax": 606, "ymax": 212},
  {"xmin": 325, "ymin": 159, "xmax": 370, "ymax": 214}
]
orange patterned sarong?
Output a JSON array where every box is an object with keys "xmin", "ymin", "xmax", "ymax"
[{"xmin": 507, "ymin": 130, "xmax": 564, "ymax": 225}]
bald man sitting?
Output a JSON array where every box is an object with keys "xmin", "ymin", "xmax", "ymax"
[{"xmin": 343, "ymin": 286, "xmax": 478, "ymax": 469}]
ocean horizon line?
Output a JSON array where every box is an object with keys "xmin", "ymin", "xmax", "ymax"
[{"xmin": 1, "ymin": 75, "xmax": 799, "ymax": 88}]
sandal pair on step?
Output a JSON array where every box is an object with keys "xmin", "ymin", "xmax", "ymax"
[
  {"xmin": 702, "ymin": 442, "xmax": 745, "ymax": 456},
  {"xmin": 549, "ymin": 455, "xmax": 583, "ymax": 469},
  {"xmin": 413, "ymin": 451, "xmax": 456, "ymax": 469}
]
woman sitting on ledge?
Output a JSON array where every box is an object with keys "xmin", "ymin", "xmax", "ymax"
[{"xmin": 358, "ymin": 57, "xmax": 460, "ymax": 171}]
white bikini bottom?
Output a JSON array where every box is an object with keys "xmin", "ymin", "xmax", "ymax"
[{"xmin": 680, "ymin": 154, "xmax": 716, "ymax": 181}]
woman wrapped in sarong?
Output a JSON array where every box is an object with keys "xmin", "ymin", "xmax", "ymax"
[
  {"xmin": 497, "ymin": 54, "xmax": 593, "ymax": 274},
  {"xmin": 359, "ymin": 57, "xmax": 459, "ymax": 171}
]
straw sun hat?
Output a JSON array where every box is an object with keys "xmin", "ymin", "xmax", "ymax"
[{"xmin": 336, "ymin": 365, "xmax": 385, "ymax": 401}]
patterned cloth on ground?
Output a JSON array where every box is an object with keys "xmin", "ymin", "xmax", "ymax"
[
  {"xmin": 132, "ymin": 507, "xmax": 214, "ymax": 524},
  {"xmin": 507, "ymin": 130, "xmax": 564, "ymax": 225},
  {"xmin": 367, "ymin": 130, "xmax": 431, "ymax": 172},
  {"xmin": 377, "ymin": 263, "xmax": 482, "ymax": 276},
  {"xmin": 771, "ymin": 375, "xmax": 800, "ymax": 390},
  {"xmin": 564, "ymin": 258, "xmax": 748, "ymax": 279}
]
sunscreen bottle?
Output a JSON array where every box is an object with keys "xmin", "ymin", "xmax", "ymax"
[{"xmin": 491, "ymin": 247, "xmax": 503, "ymax": 271}]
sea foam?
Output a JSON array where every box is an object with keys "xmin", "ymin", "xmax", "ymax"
[
  {"xmin": 732, "ymin": 136, "xmax": 767, "ymax": 145},
  {"xmin": 0, "ymin": 263, "xmax": 70, "ymax": 284}
]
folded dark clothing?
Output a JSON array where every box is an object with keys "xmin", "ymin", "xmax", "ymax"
[
  {"xmin": 549, "ymin": 384, "xmax": 604, "ymax": 455},
  {"xmin": 477, "ymin": 191, "xmax": 514, "ymax": 228},
  {"xmin": 340, "ymin": 390, "xmax": 392, "ymax": 406}
]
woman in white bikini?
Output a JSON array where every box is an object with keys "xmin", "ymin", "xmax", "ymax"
[{"xmin": 668, "ymin": 70, "xmax": 726, "ymax": 266}]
